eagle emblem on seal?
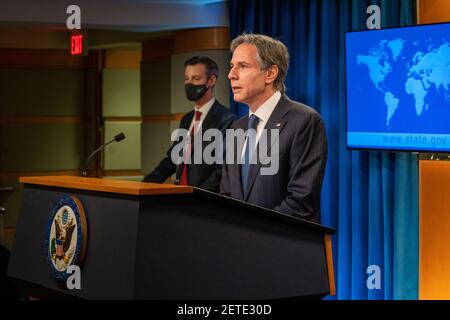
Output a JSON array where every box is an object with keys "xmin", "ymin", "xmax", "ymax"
[{"xmin": 45, "ymin": 195, "xmax": 87, "ymax": 281}]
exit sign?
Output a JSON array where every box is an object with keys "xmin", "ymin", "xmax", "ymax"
[{"xmin": 71, "ymin": 34, "xmax": 83, "ymax": 55}]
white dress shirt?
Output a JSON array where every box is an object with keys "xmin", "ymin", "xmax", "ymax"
[
  {"xmin": 182, "ymin": 97, "xmax": 215, "ymax": 164},
  {"xmin": 187, "ymin": 97, "xmax": 215, "ymax": 135},
  {"xmin": 241, "ymin": 91, "xmax": 282, "ymax": 158}
]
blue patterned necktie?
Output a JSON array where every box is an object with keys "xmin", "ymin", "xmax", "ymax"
[{"xmin": 241, "ymin": 114, "xmax": 260, "ymax": 194}]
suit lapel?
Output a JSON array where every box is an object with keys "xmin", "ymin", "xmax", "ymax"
[
  {"xmin": 233, "ymin": 116, "xmax": 247, "ymax": 200},
  {"xmin": 244, "ymin": 95, "xmax": 291, "ymax": 201},
  {"xmin": 200, "ymin": 101, "xmax": 218, "ymax": 131},
  {"xmin": 182, "ymin": 111, "xmax": 194, "ymax": 130},
  {"xmin": 175, "ymin": 110, "xmax": 194, "ymax": 180}
]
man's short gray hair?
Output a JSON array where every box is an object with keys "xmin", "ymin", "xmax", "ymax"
[{"xmin": 230, "ymin": 33, "xmax": 289, "ymax": 93}]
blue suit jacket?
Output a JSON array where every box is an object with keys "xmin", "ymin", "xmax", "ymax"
[{"xmin": 220, "ymin": 95, "xmax": 328, "ymax": 223}]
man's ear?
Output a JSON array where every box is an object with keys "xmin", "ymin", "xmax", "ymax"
[
  {"xmin": 207, "ymin": 75, "xmax": 217, "ymax": 88},
  {"xmin": 265, "ymin": 65, "xmax": 279, "ymax": 86}
]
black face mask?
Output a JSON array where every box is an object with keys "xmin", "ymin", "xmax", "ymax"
[{"xmin": 185, "ymin": 83, "xmax": 208, "ymax": 101}]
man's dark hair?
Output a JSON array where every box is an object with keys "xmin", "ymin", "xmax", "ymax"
[{"xmin": 184, "ymin": 56, "xmax": 219, "ymax": 79}]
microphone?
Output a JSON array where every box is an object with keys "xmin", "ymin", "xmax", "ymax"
[{"xmin": 82, "ymin": 132, "xmax": 126, "ymax": 177}]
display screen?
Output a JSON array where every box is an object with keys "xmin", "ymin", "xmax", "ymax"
[{"xmin": 346, "ymin": 22, "xmax": 450, "ymax": 152}]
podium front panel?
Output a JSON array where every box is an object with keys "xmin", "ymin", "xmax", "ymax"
[
  {"xmin": 8, "ymin": 185, "xmax": 140, "ymax": 299},
  {"xmin": 134, "ymin": 192, "xmax": 330, "ymax": 299}
]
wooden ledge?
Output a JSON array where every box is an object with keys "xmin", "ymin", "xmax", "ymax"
[{"xmin": 19, "ymin": 176, "xmax": 193, "ymax": 196}]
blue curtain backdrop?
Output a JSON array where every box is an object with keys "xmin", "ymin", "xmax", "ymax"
[{"xmin": 228, "ymin": 0, "xmax": 418, "ymax": 300}]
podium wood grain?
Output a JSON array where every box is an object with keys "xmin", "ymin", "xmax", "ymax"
[{"xmin": 19, "ymin": 176, "xmax": 192, "ymax": 196}]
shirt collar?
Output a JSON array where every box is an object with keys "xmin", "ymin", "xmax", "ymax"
[
  {"xmin": 194, "ymin": 97, "xmax": 215, "ymax": 118},
  {"xmin": 249, "ymin": 91, "xmax": 281, "ymax": 124}
]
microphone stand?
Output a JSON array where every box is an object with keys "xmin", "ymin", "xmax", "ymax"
[{"xmin": 82, "ymin": 133, "xmax": 125, "ymax": 177}]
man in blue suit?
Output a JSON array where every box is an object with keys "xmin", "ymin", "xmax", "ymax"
[{"xmin": 220, "ymin": 34, "xmax": 328, "ymax": 223}]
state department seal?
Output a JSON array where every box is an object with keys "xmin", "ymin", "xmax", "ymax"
[{"xmin": 45, "ymin": 195, "xmax": 87, "ymax": 281}]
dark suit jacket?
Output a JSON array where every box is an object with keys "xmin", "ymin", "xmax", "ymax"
[
  {"xmin": 220, "ymin": 95, "xmax": 328, "ymax": 223},
  {"xmin": 143, "ymin": 100, "xmax": 236, "ymax": 192}
]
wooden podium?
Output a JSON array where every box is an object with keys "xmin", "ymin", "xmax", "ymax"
[{"xmin": 8, "ymin": 176, "xmax": 335, "ymax": 299}]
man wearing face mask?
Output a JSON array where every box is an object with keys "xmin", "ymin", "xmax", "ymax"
[{"xmin": 143, "ymin": 56, "xmax": 236, "ymax": 192}]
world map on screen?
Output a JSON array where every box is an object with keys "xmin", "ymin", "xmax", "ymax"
[{"xmin": 357, "ymin": 39, "xmax": 450, "ymax": 127}]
